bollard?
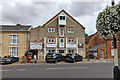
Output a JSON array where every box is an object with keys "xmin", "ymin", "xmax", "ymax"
[{"xmin": 114, "ymin": 66, "xmax": 119, "ymax": 80}]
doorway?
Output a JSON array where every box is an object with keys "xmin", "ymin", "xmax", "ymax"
[{"xmin": 100, "ymin": 49, "xmax": 104, "ymax": 59}]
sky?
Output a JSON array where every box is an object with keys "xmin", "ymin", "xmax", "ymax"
[{"xmin": 0, "ymin": 0, "xmax": 120, "ymax": 35}]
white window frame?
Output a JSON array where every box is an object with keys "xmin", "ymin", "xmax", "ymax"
[
  {"xmin": 68, "ymin": 50, "xmax": 74, "ymax": 54},
  {"xmin": 48, "ymin": 38, "xmax": 55, "ymax": 43},
  {"xmin": 9, "ymin": 46, "xmax": 18, "ymax": 57},
  {"xmin": 48, "ymin": 28, "xmax": 55, "ymax": 32},
  {"xmin": 60, "ymin": 16, "xmax": 66, "ymax": 20},
  {"xmin": 68, "ymin": 39, "xmax": 74, "ymax": 43},
  {"xmin": 9, "ymin": 34, "xmax": 19, "ymax": 45},
  {"xmin": 68, "ymin": 29, "xmax": 74, "ymax": 33}
]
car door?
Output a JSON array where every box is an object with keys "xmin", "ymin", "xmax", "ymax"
[{"xmin": 60, "ymin": 54, "xmax": 63, "ymax": 60}]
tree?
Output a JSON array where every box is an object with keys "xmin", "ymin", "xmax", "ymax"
[
  {"xmin": 96, "ymin": 2, "xmax": 120, "ymax": 80},
  {"xmin": 85, "ymin": 33, "xmax": 88, "ymax": 37},
  {"xmin": 96, "ymin": 3, "xmax": 120, "ymax": 38}
]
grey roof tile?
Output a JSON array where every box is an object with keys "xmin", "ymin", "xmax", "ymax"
[
  {"xmin": 89, "ymin": 44, "xmax": 104, "ymax": 52},
  {"xmin": 0, "ymin": 24, "xmax": 31, "ymax": 32}
]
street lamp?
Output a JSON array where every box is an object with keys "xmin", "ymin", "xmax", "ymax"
[{"xmin": 112, "ymin": 1, "xmax": 120, "ymax": 80}]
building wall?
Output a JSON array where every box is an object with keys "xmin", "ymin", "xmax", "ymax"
[
  {"xmin": 2, "ymin": 31, "xmax": 28, "ymax": 59},
  {"xmin": 30, "ymin": 12, "xmax": 85, "ymax": 58},
  {"xmin": 0, "ymin": 32, "xmax": 2, "ymax": 57},
  {"xmin": 106, "ymin": 39, "xmax": 120, "ymax": 59},
  {"xmin": 85, "ymin": 33, "xmax": 106, "ymax": 59}
]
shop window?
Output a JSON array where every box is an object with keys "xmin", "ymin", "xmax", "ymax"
[
  {"xmin": 68, "ymin": 50, "xmax": 74, "ymax": 54},
  {"xmin": 59, "ymin": 50, "xmax": 64, "ymax": 54}
]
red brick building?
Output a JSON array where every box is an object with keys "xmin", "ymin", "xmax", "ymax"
[
  {"xmin": 85, "ymin": 32, "xmax": 120, "ymax": 59},
  {"xmin": 85, "ymin": 32, "xmax": 106, "ymax": 59}
]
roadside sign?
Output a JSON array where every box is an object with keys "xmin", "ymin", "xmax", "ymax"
[{"xmin": 30, "ymin": 42, "xmax": 42, "ymax": 50}]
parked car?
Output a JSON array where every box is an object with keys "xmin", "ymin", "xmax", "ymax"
[
  {"xmin": 65, "ymin": 53, "xmax": 83, "ymax": 63},
  {"xmin": 45, "ymin": 53, "xmax": 64, "ymax": 63},
  {"xmin": 0, "ymin": 56, "xmax": 19, "ymax": 64}
]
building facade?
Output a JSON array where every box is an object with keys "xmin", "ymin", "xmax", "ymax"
[
  {"xmin": 85, "ymin": 32, "xmax": 106, "ymax": 59},
  {"xmin": 0, "ymin": 24, "xmax": 31, "ymax": 59},
  {"xmin": 85, "ymin": 32, "xmax": 120, "ymax": 59},
  {"xmin": 30, "ymin": 10, "xmax": 85, "ymax": 60}
]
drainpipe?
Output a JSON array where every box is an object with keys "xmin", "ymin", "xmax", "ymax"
[{"xmin": 27, "ymin": 31, "xmax": 30, "ymax": 50}]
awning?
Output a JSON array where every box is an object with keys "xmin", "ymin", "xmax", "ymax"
[{"xmin": 89, "ymin": 44, "xmax": 104, "ymax": 52}]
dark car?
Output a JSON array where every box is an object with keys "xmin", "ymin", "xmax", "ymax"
[
  {"xmin": 0, "ymin": 56, "xmax": 19, "ymax": 64},
  {"xmin": 45, "ymin": 53, "xmax": 64, "ymax": 63},
  {"xmin": 65, "ymin": 53, "xmax": 83, "ymax": 63}
]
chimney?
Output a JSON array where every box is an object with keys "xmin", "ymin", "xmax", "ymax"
[{"xmin": 16, "ymin": 23, "xmax": 21, "ymax": 26}]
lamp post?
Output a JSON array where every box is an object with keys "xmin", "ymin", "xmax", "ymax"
[{"xmin": 112, "ymin": 0, "xmax": 119, "ymax": 80}]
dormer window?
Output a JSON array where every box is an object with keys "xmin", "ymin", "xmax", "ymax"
[
  {"xmin": 58, "ymin": 13, "xmax": 66, "ymax": 25},
  {"xmin": 60, "ymin": 16, "xmax": 65, "ymax": 20}
]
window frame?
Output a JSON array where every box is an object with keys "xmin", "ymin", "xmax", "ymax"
[
  {"xmin": 48, "ymin": 38, "xmax": 55, "ymax": 43},
  {"xmin": 68, "ymin": 50, "xmax": 74, "ymax": 54},
  {"xmin": 68, "ymin": 29, "xmax": 74, "ymax": 33},
  {"xmin": 9, "ymin": 46, "xmax": 18, "ymax": 57},
  {"xmin": 48, "ymin": 28, "xmax": 55, "ymax": 32},
  {"xmin": 60, "ymin": 16, "xmax": 65, "ymax": 20},
  {"xmin": 68, "ymin": 39, "xmax": 74, "ymax": 43},
  {"xmin": 9, "ymin": 34, "xmax": 19, "ymax": 45}
]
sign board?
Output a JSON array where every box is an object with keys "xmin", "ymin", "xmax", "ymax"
[
  {"xmin": 30, "ymin": 42, "xmax": 42, "ymax": 50},
  {"xmin": 46, "ymin": 44, "xmax": 57, "ymax": 47},
  {"xmin": 66, "ymin": 44, "xmax": 76, "ymax": 48}
]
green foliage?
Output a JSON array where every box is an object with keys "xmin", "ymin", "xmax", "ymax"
[
  {"xmin": 96, "ymin": 4, "xmax": 120, "ymax": 38},
  {"xmin": 85, "ymin": 33, "xmax": 88, "ymax": 37}
]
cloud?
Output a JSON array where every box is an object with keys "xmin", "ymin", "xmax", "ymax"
[{"xmin": 0, "ymin": 0, "xmax": 115, "ymax": 35}]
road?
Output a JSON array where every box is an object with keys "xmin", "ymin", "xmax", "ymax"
[{"xmin": 1, "ymin": 62, "xmax": 114, "ymax": 78}]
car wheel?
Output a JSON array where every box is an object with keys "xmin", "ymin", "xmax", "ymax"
[
  {"xmin": 55, "ymin": 59, "xmax": 57, "ymax": 63},
  {"xmin": 73, "ymin": 59, "xmax": 75, "ymax": 63}
]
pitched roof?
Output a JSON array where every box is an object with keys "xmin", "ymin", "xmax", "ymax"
[
  {"xmin": 0, "ymin": 24, "xmax": 31, "ymax": 32},
  {"xmin": 85, "ymin": 32, "xmax": 97, "ymax": 44},
  {"xmin": 89, "ymin": 44, "xmax": 104, "ymax": 52},
  {"xmin": 105, "ymin": 33, "xmax": 120, "ymax": 40},
  {"xmin": 42, "ymin": 10, "xmax": 85, "ymax": 29}
]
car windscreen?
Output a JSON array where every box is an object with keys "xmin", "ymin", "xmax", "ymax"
[
  {"xmin": 47, "ymin": 53, "xmax": 54, "ymax": 55},
  {"xmin": 66, "ymin": 54, "xmax": 72, "ymax": 56},
  {"xmin": 47, "ymin": 53, "xmax": 55, "ymax": 56}
]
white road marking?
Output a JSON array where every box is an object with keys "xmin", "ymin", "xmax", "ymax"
[
  {"xmin": 46, "ymin": 67, "xmax": 88, "ymax": 70},
  {"xmin": 16, "ymin": 69, "xmax": 26, "ymax": 71},
  {"xmin": 0, "ymin": 69, "xmax": 27, "ymax": 72},
  {"xmin": 0, "ymin": 70, "xmax": 11, "ymax": 71}
]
